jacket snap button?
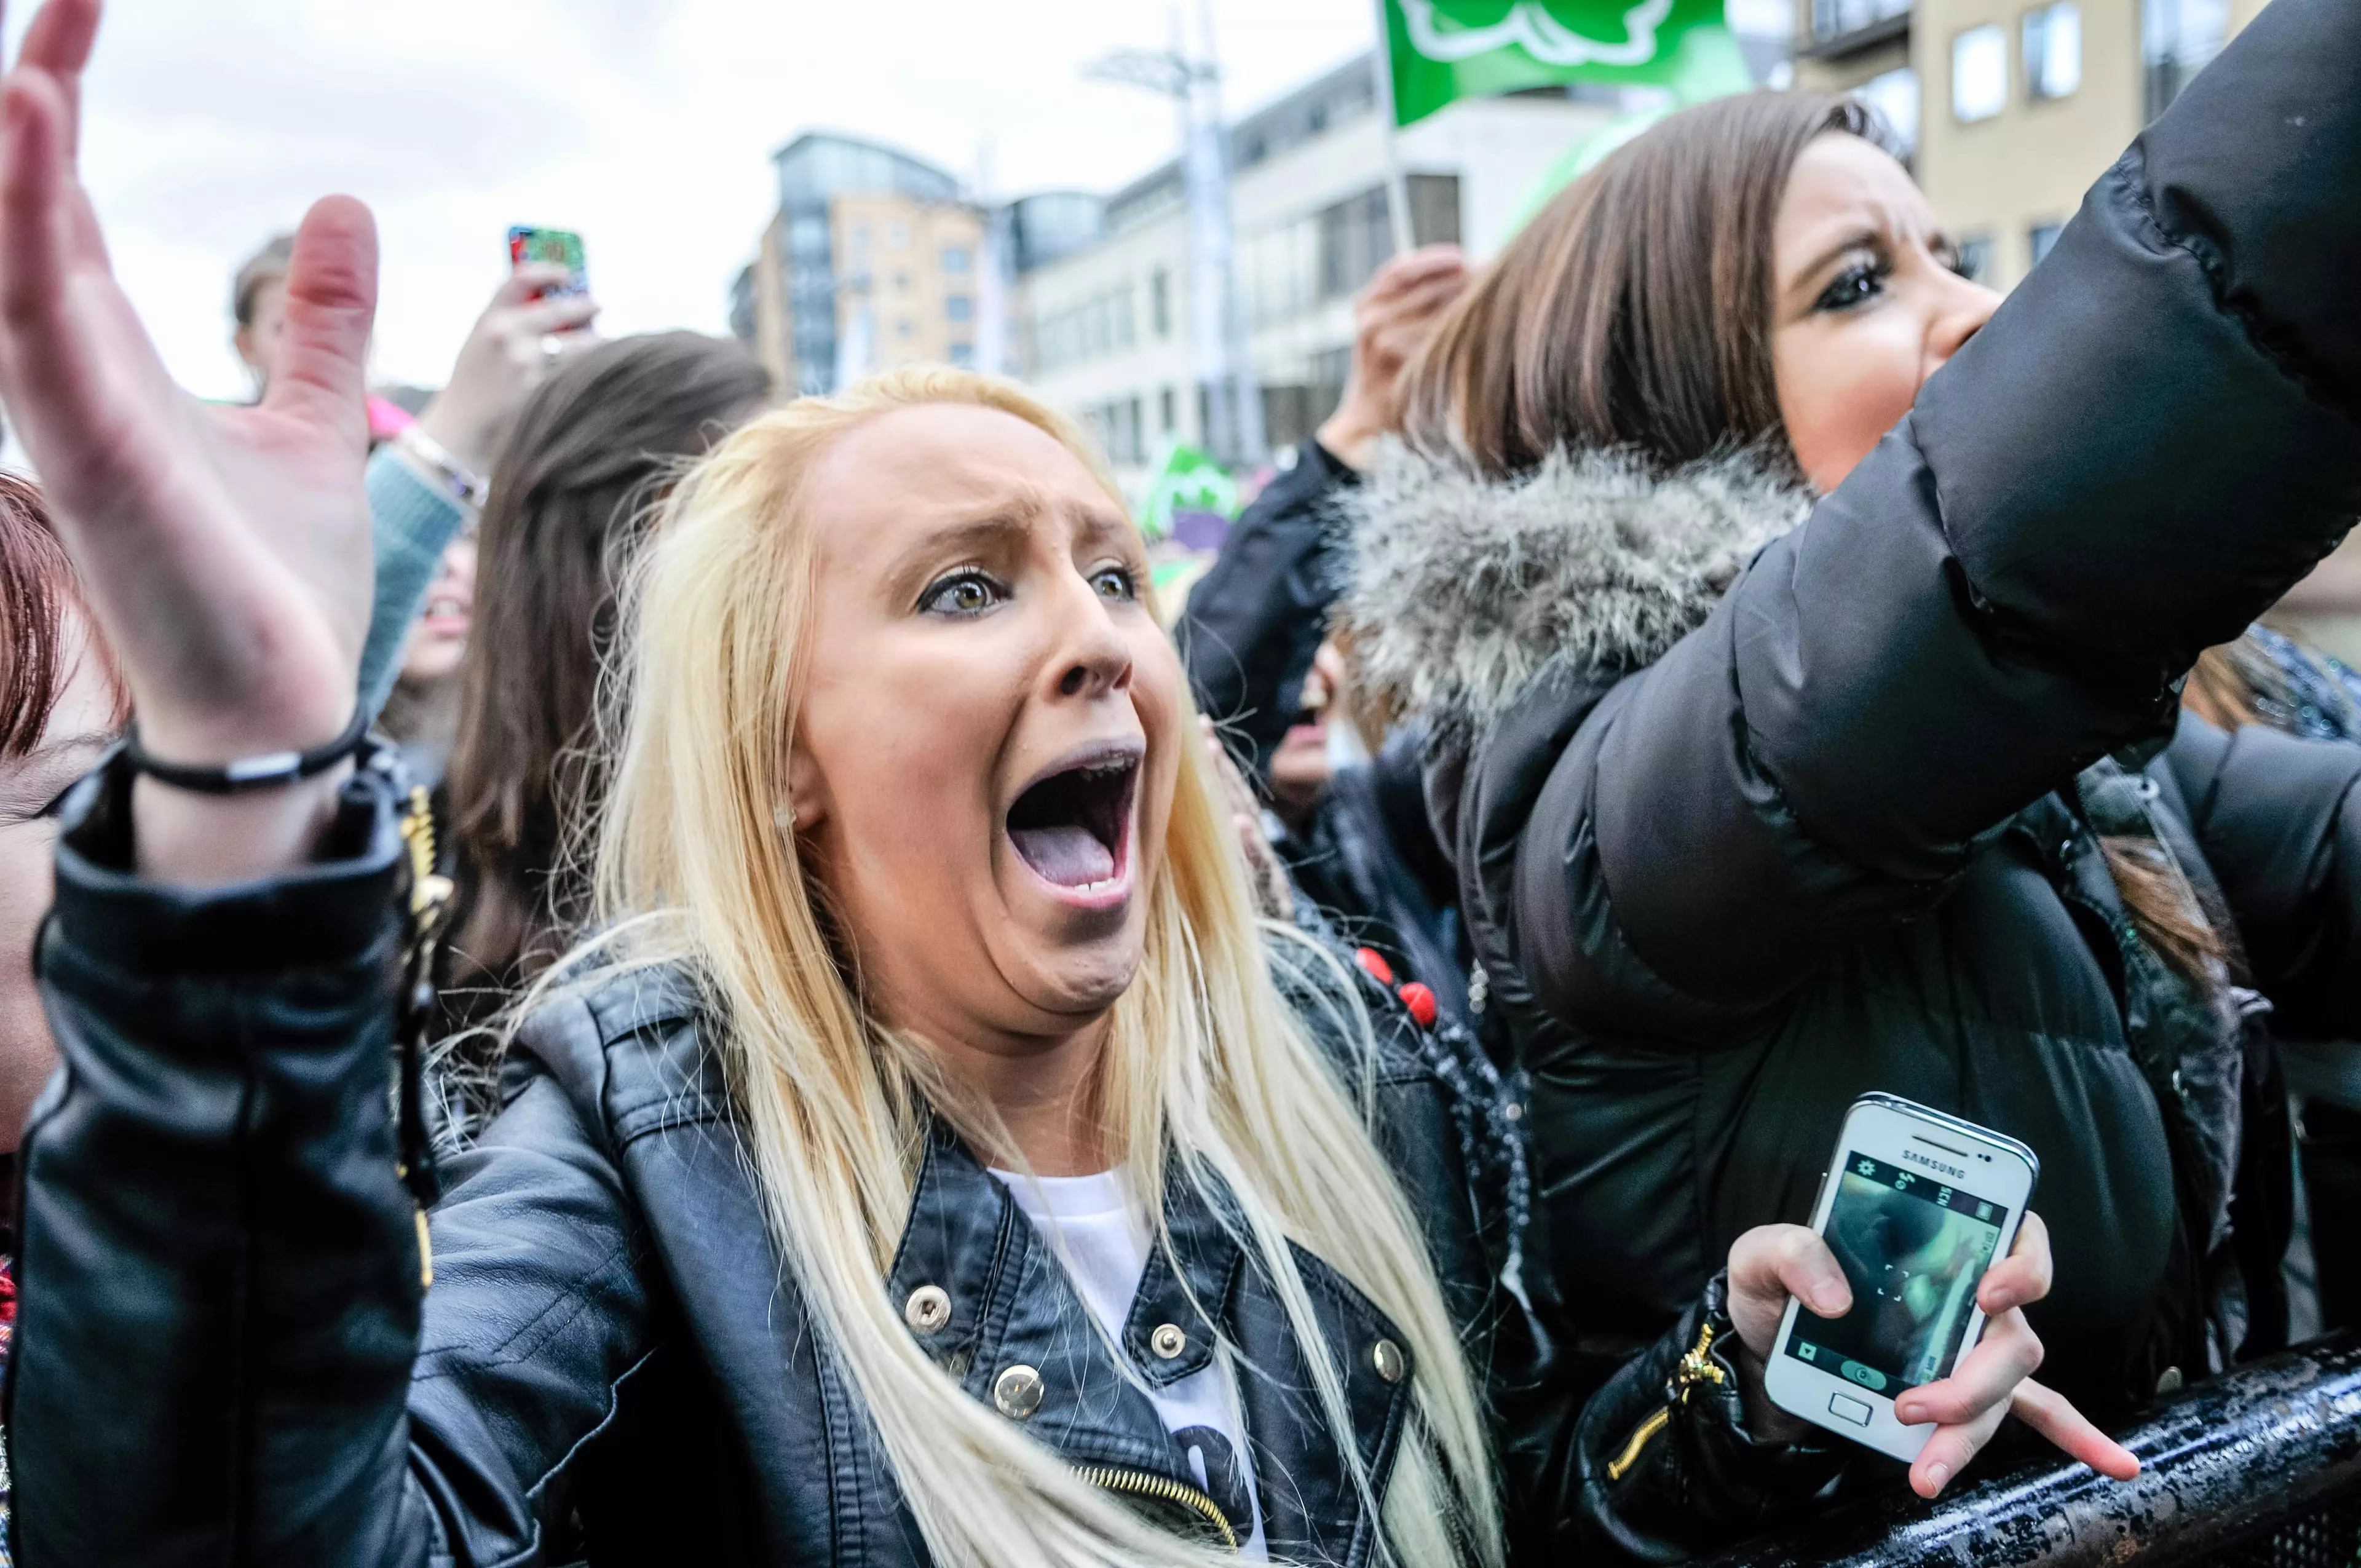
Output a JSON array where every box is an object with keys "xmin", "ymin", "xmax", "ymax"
[
  {"xmin": 1372, "ymin": 1339, "xmax": 1407, "ymax": 1384},
  {"xmin": 994, "ymin": 1364, "xmax": 1044, "ymax": 1419},
  {"xmin": 1151, "ymin": 1323, "xmax": 1188, "ymax": 1359},
  {"xmin": 903, "ymin": 1285, "xmax": 951, "ymax": 1334}
]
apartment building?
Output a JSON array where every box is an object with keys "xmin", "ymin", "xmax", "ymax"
[
  {"xmin": 1795, "ymin": 0, "xmax": 2266, "ymax": 287},
  {"xmin": 1009, "ymin": 54, "xmax": 1623, "ymax": 477},
  {"xmin": 731, "ymin": 133, "xmax": 986, "ymax": 397}
]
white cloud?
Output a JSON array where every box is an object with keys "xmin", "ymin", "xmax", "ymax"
[{"xmin": 39, "ymin": 0, "xmax": 1375, "ymax": 400}]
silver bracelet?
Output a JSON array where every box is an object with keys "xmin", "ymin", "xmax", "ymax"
[{"xmin": 395, "ymin": 424, "xmax": 491, "ymax": 509}]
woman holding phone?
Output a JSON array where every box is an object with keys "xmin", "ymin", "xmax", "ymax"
[
  {"xmin": 1339, "ymin": 0, "xmax": 2361, "ymax": 1550},
  {"xmin": 0, "ymin": 1, "xmax": 2126, "ymax": 1562}
]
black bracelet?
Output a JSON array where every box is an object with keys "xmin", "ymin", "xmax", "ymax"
[{"xmin": 122, "ymin": 704, "xmax": 372, "ymax": 794}]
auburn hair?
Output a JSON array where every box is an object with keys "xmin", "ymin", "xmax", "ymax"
[{"xmin": 0, "ymin": 472, "xmax": 123, "ymax": 758}]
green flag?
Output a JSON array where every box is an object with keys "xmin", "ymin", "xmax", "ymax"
[
  {"xmin": 1384, "ymin": 0, "xmax": 1733, "ymax": 127},
  {"xmin": 1498, "ymin": 20, "xmax": 1757, "ymax": 232}
]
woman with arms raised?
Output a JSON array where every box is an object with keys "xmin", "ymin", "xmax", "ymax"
[
  {"xmin": 0, "ymin": 2, "xmax": 2113, "ymax": 1563},
  {"xmin": 1339, "ymin": 0, "xmax": 2361, "ymax": 1553}
]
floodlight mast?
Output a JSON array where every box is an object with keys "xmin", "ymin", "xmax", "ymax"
[{"xmin": 1083, "ymin": 4, "xmax": 1265, "ymax": 469}]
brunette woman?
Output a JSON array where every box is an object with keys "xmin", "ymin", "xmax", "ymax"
[
  {"xmin": 1339, "ymin": 0, "xmax": 2361, "ymax": 1546},
  {"xmin": 0, "ymin": 4, "xmax": 2113, "ymax": 1562},
  {"xmin": 431, "ymin": 331, "xmax": 768, "ymax": 1056}
]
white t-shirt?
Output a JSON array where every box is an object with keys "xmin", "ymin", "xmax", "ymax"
[{"xmin": 989, "ymin": 1166, "xmax": 1268, "ymax": 1559}]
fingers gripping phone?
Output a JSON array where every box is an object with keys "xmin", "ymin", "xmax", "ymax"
[
  {"xmin": 1765, "ymin": 1093, "xmax": 2039, "ymax": 1463},
  {"xmin": 506, "ymin": 226, "xmax": 588, "ymax": 298}
]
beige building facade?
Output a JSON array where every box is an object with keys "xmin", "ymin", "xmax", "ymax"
[
  {"xmin": 1795, "ymin": 0, "xmax": 2269, "ymax": 288},
  {"xmin": 730, "ymin": 134, "xmax": 986, "ymax": 398}
]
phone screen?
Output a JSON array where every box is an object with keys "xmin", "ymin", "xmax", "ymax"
[
  {"xmin": 507, "ymin": 226, "xmax": 588, "ymax": 298},
  {"xmin": 1784, "ymin": 1151, "xmax": 2009, "ymax": 1394}
]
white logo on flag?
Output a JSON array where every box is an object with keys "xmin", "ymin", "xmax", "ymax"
[{"xmin": 1398, "ymin": 0, "xmax": 1677, "ymax": 68}]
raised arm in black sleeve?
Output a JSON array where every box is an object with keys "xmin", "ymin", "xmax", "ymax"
[
  {"xmin": 12, "ymin": 756, "xmax": 655, "ymax": 1567},
  {"xmin": 1518, "ymin": 0, "xmax": 2361, "ymax": 1031},
  {"xmin": 1176, "ymin": 439, "xmax": 1358, "ymax": 778}
]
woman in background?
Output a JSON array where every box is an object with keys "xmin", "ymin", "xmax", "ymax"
[
  {"xmin": 1340, "ymin": 10, "xmax": 2361, "ymax": 1553},
  {"xmin": 430, "ymin": 331, "xmax": 768, "ymax": 1061}
]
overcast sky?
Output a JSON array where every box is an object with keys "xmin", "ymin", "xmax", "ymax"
[{"xmin": 17, "ymin": 0, "xmax": 1425, "ymax": 400}]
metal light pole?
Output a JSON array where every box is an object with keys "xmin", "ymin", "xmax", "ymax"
[{"xmin": 1085, "ymin": 6, "xmax": 1265, "ymax": 468}]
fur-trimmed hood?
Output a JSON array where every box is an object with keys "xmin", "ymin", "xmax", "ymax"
[{"xmin": 1335, "ymin": 445, "xmax": 1810, "ymax": 733}]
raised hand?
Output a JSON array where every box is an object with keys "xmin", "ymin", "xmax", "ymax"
[
  {"xmin": 1726, "ymin": 1213, "xmax": 2140, "ymax": 1498},
  {"xmin": 1315, "ymin": 244, "xmax": 1468, "ymax": 470},
  {"xmin": 0, "ymin": 0, "xmax": 378, "ymax": 881},
  {"xmin": 409, "ymin": 262, "xmax": 599, "ymax": 479}
]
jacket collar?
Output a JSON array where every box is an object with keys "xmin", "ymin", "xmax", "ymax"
[
  {"xmin": 883, "ymin": 1120, "xmax": 1417, "ymax": 1564},
  {"xmin": 1335, "ymin": 442, "xmax": 1809, "ymax": 735}
]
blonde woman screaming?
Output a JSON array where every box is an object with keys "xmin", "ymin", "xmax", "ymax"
[{"xmin": 0, "ymin": 5, "xmax": 2108, "ymax": 1563}]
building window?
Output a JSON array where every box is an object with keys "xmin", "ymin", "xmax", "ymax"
[
  {"xmin": 887, "ymin": 223, "xmax": 909, "ymax": 248},
  {"xmin": 893, "ymin": 271, "xmax": 910, "ymax": 293},
  {"xmin": 1951, "ymin": 25, "xmax": 2009, "ymax": 122},
  {"xmin": 2023, "ymin": 3, "xmax": 2081, "ymax": 99},
  {"xmin": 1151, "ymin": 268, "xmax": 1171, "ymax": 338},
  {"xmin": 942, "ymin": 244, "xmax": 971, "ymax": 274},
  {"xmin": 946, "ymin": 295, "xmax": 973, "ymax": 323},
  {"xmin": 1811, "ymin": 0, "xmax": 1909, "ymax": 43},
  {"xmin": 948, "ymin": 341, "xmax": 976, "ymax": 368},
  {"xmin": 1955, "ymin": 232, "xmax": 1994, "ymax": 283},
  {"xmin": 1408, "ymin": 173, "xmax": 1461, "ymax": 247},
  {"xmin": 1319, "ymin": 188, "xmax": 1393, "ymax": 301},
  {"xmin": 2028, "ymin": 222, "xmax": 2063, "ymax": 267},
  {"xmin": 897, "ymin": 318, "xmax": 916, "ymax": 339},
  {"xmin": 1857, "ymin": 66, "xmax": 1921, "ymax": 159},
  {"xmin": 1159, "ymin": 386, "xmax": 1176, "ymax": 434},
  {"xmin": 2143, "ymin": 0, "xmax": 2225, "ymax": 120}
]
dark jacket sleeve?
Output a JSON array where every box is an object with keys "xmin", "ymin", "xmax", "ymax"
[
  {"xmin": 1511, "ymin": 0, "xmax": 2361, "ymax": 1035},
  {"xmin": 1176, "ymin": 438, "xmax": 1358, "ymax": 778},
  {"xmin": 12, "ymin": 757, "xmax": 652, "ymax": 1567},
  {"xmin": 2160, "ymin": 709, "xmax": 2361, "ymax": 1042},
  {"xmin": 1570, "ymin": 1274, "xmax": 1847, "ymax": 1562}
]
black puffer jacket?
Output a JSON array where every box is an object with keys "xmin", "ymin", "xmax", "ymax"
[
  {"xmin": 1339, "ymin": 0, "xmax": 2361, "ymax": 1450},
  {"xmin": 11, "ymin": 749, "xmax": 1829, "ymax": 1564}
]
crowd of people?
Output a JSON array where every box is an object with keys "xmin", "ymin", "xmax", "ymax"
[{"xmin": 0, "ymin": 0, "xmax": 2356, "ymax": 1562}]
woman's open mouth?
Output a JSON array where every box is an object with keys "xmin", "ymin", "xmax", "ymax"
[{"xmin": 1006, "ymin": 744, "xmax": 1139, "ymax": 901}]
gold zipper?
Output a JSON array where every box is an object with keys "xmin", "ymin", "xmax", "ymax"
[
  {"xmin": 1606, "ymin": 1407, "xmax": 1669, "ymax": 1481},
  {"xmin": 1073, "ymin": 1463, "xmax": 1238, "ymax": 1551},
  {"xmin": 1605, "ymin": 1318, "xmax": 1729, "ymax": 1483},
  {"xmin": 395, "ymin": 785, "xmax": 452, "ymax": 1291}
]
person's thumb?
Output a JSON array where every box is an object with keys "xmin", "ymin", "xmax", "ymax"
[{"xmin": 264, "ymin": 195, "xmax": 377, "ymax": 440}]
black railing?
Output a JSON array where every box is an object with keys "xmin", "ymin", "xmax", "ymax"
[{"xmin": 1709, "ymin": 1336, "xmax": 2361, "ymax": 1568}]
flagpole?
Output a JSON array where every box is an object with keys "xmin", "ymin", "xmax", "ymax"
[{"xmin": 1369, "ymin": 0, "xmax": 1417, "ymax": 256}]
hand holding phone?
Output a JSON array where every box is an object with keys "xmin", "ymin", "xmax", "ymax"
[
  {"xmin": 1734, "ymin": 1094, "xmax": 2138, "ymax": 1495},
  {"xmin": 507, "ymin": 226, "xmax": 588, "ymax": 299}
]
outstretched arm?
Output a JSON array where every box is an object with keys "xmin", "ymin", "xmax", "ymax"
[{"xmin": 1517, "ymin": 0, "xmax": 2361, "ymax": 1030}]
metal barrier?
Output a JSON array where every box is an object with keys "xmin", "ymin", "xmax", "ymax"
[{"xmin": 1708, "ymin": 1336, "xmax": 2361, "ymax": 1568}]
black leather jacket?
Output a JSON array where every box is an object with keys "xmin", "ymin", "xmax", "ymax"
[{"xmin": 9, "ymin": 753, "xmax": 1832, "ymax": 1565}]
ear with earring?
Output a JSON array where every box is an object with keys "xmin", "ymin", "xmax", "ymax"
[{"xmin": 773, "ymin": 802, "xmax": 798, "ymax": 834}]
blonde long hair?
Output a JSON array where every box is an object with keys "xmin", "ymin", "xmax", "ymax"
[{"xmin": 587, "ymin": 367, "xmax": 1501, "ymax": 1567}]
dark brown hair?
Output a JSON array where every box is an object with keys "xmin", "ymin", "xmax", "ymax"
[
  {"xmin": 439, "ymin": 333, "xmax": 770, "ymax": 1026},
  {"xmin": 1399, "ymin": 90, "xmax": 1873, "ymax": 481},
  {"xmin": 1399, "ymin": 90, "xmax": 2229, "ymax": 986},
  {"xmin": 0, "ymin": 472, "xmax": 122, "ymax": 758}
]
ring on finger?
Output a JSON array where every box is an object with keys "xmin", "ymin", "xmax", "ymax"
[{"xmin": 540, "ymin": 333, "xmax": 566, "ymax": 366}]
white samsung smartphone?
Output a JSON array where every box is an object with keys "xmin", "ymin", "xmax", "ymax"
[{"xmin": 1763, "ymin": 1093, "xmax": 2039, "ymax": 1463}]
